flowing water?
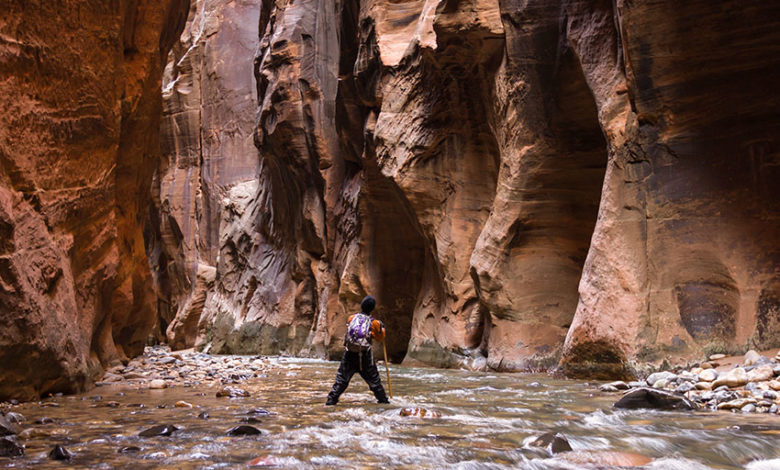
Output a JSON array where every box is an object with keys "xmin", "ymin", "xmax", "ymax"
[{"xmin": 3, "ymin": 357, "xmax": 779, "ymax": 469}]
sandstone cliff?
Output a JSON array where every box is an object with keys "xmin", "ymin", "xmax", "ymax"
[
  {"xmin": 0, "ymin": 0, "xmax": 188, "ymax": 400},
  {"xmin": 154, "ymin": 0, "xmax": 779, "ymax": 377}
]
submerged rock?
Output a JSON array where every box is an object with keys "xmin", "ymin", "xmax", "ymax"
[
  {"xmin": 400, "ymin": 408, "xmax": 442, "ymax": 419},
  {"xmin": 138, "ymin": 424, "xmax": 180, "ymax": 437},
  {"xmin": 119, "ymin": 446, "xmax": 141, "ymax": 453},
  {"xmin": 614, "ymin": 388, "xmax": 698, "ymax": 411},
  {"xmin": 216, "ymin": 387, "xmax": 250, "ymax": 398}
]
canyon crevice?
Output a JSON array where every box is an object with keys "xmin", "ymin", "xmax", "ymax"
[
  {"xmin": 153, "ymin": 0, "xmax": 780, "ymax": 376},
  {"xmin": 1, "ymin": 0, "xmax": 778, "ymax": 399}
]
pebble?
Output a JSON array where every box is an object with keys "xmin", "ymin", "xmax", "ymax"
[{"xmin": 174, "ymin": 401, "xmax": 193, "ymax": 408}]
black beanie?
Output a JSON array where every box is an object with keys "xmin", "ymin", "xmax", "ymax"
[{"xmin": 360, "ymin": 295, "xmax": 376, "ymax": 314}]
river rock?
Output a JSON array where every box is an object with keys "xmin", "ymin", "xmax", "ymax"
[
  {"xmin": 709, "ymin": 354, "xmax": 727, "ymax": 361},
  {"xmin": 700, "ymin": 362, "xmax": 714, "ymax": 370},
  {"xmin": 227, "ymin": 425, "xmax": 264, "ymax": 436},
  {"xmin": 0, "ymin": 436, "xmax": 23, "ymax": 457},
  {"xmin": 675, "ymin": 382, "xmax": 695, "ymax": 393},
  {"xmin": 717, "ymin": 398, "xmax": 756, "ymax": 410},
  {"xmin": 4, "ymin": 413, "xmax": 25, "ymax": 425},
  {"xmin": 149, "ymin": 379, "xmax": 167, "ymax": 389},
  {"xmin": 247, "ymin": 408, "xmax": 272, "ymax": 416},
  {"xmin": 712, "ymin": 368, "xmax": 748, "ymax": 389},
  {"xmin": 614, "ymin": 388, "xmax": 698, "ymax": 411},
  {"xmin": 138, "ymin": 424, "xmax": 180, "ymax": 437},
  {"xmin": 198, "ymin": 412, "xmax": 210, "ymax": 419},
  {"xmin": 647, "ymin": 371, "xmax": 677, "ymax": 386},
  {"xmin": 698, "ymin": 369, "xmax": 718, "ymax": 382},
  {"xmin": 400, "ymin": 408, "xmax": 442, "ymax": 419},
  {"xmin": 174, "ymin": 401, "xmax": 193, "ymax": 408},
  {"xmin": 0, "ymin": 415, "xmax": 19, "ymax": 436},
  {"xmin": 741, "ymin": 404, "xmax": 757, "ymax": 413},
  {"xmin": 599, "ymin": 384, "xmax": 619, "ymax": 392},
  {"xmin": 528, "ymin": 432, "xmax": 572, "ymax": 455},
  {"xmin": 747, "ymin": 365, "xmax": 774, "ymax": 382},
  {"xmin": 216, "ymin": 387, "xmax": 250, "ymax": 398},
  {"xmin": 695, "ymin": 382, "xmax": 713, "ymax": 391},
  {"xmin": 48, "ymin": 445, "xmax": 72, "ymax": 460},
  {"xmin": 744, "ymin": 350, "xmax": 762, "ymax": 366}
]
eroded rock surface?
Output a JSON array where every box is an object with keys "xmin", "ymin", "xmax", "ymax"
[
  {"xmin": 155, "ymin": 0, "xmax": 780, "ymax": 376},
  {"xmin": 0, "ymin": 0, "xmax": 189, "ymax": 400}
]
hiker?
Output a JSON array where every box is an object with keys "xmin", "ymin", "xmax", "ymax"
[{"xmin": 325, "ymin": 295, "xmax": 390, "ymax": 405}]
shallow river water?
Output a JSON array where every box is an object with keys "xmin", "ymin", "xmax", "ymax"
[{"xmin": 3, "ymin": 357, "xmax": 780, "ymax": 469}]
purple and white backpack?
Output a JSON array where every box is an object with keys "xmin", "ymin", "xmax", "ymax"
[{"xmin": 345, "ymin": 313, "xmax": 373, "ymax": 352}]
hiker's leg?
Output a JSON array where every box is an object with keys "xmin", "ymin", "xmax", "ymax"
[
  {"xmin": 326, "ymin": 352, "xmax": 358, "ymax": 404},
  {"xmin": 359, "ymin": 353, "xmax": 389, "ymax": 403}
]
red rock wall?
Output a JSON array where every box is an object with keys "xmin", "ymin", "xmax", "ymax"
[
  {"xmin": 156, "ymin": 0, "xmax": 780, "ymax": 376},
  {"xmin": 0, "ymin": 0, "xmax": 188, "ymax": 400}
]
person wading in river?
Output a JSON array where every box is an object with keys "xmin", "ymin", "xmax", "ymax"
[{"xmin": 325, "ymin": 295, "xmax": 390, "ymax": 405}]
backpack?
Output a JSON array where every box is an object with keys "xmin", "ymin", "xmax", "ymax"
[{"xmin": 345, "ymin": 313, "xmax": 373, "ymax": 352}]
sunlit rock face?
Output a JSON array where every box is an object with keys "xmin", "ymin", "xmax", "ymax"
[
  {"xmin": 158, "ymin": 0, "xmax": 780, "ymax": 376},
  {"xmin": 0, "ymin": 0, "xmax": 189, "ymax": 399}
]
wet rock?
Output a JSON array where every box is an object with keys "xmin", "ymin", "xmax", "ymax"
[
  {"xmin": 744, "ymin": 350, "xmax": 762, "ymax": 366},
  {"xmin": 149, "ymin": 380, "xmax": 167, "ymax": 389},
  {"xmin": 197, "ymin": 412, "xmax": 210, "ymax": 419},
  {"xmin": 105, "ymin": 401, "xmax": 120, "ymax": 408},
  {"xmin": 241, "ymin": 417, "xmax": 263, "ymax": 424},
  {"xmin": 628, "ymin": 381, "xmax": 646, "ymax": 388},
  {"xmin": 614, "ymin": 387, "xmax": 698, "ymax": 411},
  {"xmin": 747, "ymin": 365, "xmax": 774, "ymax": 382},
  {"xmin": 174, "ymin": 401, "xmax": 193, "ymax": 408},
  {"xmin": 48, "ymin": 445, "xmax": 72, "ymax": 460},
  {"xmin": 0, "ymin": 436, "xmax": 23, "ymax": 457},
  {"xmin": 227, "ymin": 425, "xmax": 264, "ymax": 436},
  {"xmin": 247, "ymin": 408, "xmax": 271, "ymax": 416},
  {"xmin": 0, "ymin": 414, "xmax": 19, "ymax": 436},
  {"xmin": 35, "ymin": 417, "xmax": 55, "ymax": 425},
  {"xmin": 712, "ymin": 368, "xmax": 748, "ymax": 389},
  {"xmin": 4, "ymin": 413, "xmax": 25, "ymax": 425},
  {"xmin": 599, "ymin": 384, "xmax": 619, "ymax": 392},
  {"xmin": 216, "ymin": 387, "xmax": 250, "ymax": 398},
  {"xmin": 138, "ymin": 424, "xmax": 180, "ymax": 437},
  {"xmin": 119, "ymin": 446, "xmax": 141, "ymax": 453},
  {"xmin": 528, "ymin": 432, "xmax": 572, "ymax": 455},
  {"xmin": 400, "ymin": 408, "xmax": 442, "ymax": 418}
]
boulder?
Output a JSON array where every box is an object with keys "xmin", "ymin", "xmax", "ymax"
[
  {"xmin": 614, "ymin": 388, "xmax": 698, "ymax": 411},
  {"xmin": 227, "ymin": 425, "xmax": 264, "ymax": 436}
]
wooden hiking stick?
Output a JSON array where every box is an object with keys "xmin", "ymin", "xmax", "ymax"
[{"xmin": 382, "ymin": 339, "xmax": 393, "ymax": 398}]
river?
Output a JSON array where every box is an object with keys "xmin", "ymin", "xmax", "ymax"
[{"xmin": 3, "ymin": 357, "xmax": 779, "ymax": 469}]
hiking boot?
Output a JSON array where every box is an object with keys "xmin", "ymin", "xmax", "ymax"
[
  {"xmin": 377, "ymin": 399, "xmax": 389, "ymax": 404},
  {"xmin": 325, "ymin": 399, "xmax": 338, "ymax": 406}
]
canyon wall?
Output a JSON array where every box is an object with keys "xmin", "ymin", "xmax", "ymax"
[
  {"xmin": 0, "ymin": 0, "xmax": 188, "ymax": 400},
  {"xmin": 155, "ymin": 0, "xmax": 780, "ymax": 377}
]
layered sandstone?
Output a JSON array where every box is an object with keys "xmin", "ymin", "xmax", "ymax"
[
  {"xmin": 157, "ymin": 0, "xmax": 780, "ymax": 377},
  {"xmin": 0, "ymin": 0, "xmax": 188, "ymax": 400}
]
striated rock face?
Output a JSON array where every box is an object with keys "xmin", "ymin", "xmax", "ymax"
[
  {"xmin": 157, "ymin": 0, "xmax": 780, "ymax": 376},
  {"xmin": 0, "ymin": 0, "xmax": 188, "ymax": 399}
]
